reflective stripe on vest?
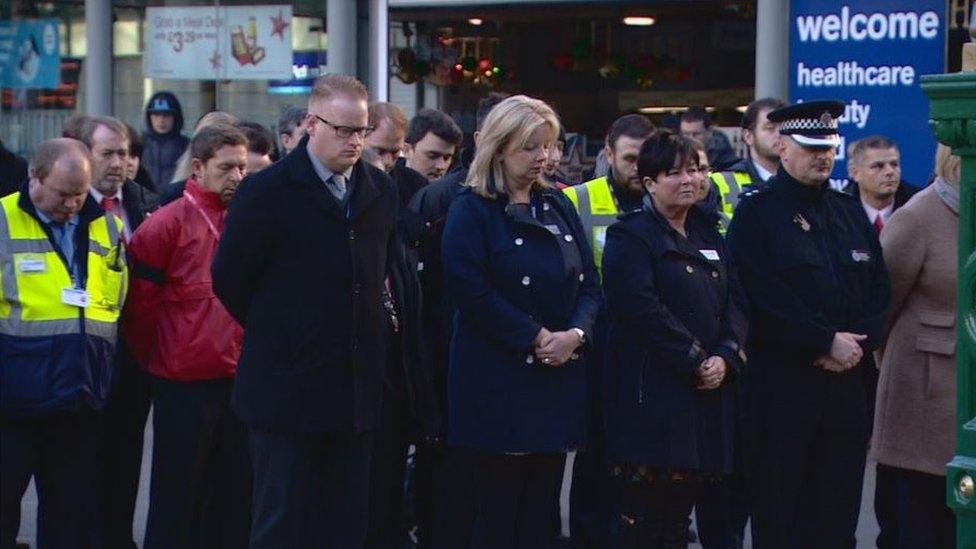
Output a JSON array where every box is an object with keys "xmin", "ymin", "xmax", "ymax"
[
  {"xmin": 0, "ymin": 193, "xmax": 126, "ymax": 340},
  {"xmin": 563, "ymin": 177, "xmax": 619, "ymax": 273},
  {"xmin": 710, "ymin": 171, "xmax": 754, "ymax": 233}
]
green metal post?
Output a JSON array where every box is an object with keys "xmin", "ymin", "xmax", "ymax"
[{"xmin": 921, "ymin": 70, "xmax": 976, "ymax": 548}]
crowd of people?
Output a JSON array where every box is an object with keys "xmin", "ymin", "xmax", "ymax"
[{"xmin": 0, "ymin": 72, "xmax": 961, "ymax": 549}]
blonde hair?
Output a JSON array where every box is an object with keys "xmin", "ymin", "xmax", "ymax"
[
  {"xmin": 466, "ymin": 95, "xmax": 559, "ymax": 199},
  {"xmin": 934, "ymin": 144, "xmax": 961, "ymax": 186},
  {"xmin": 171, "ymin": 111, "xmax": 240, "ymax": 183},
  {"xmin": 311, "ymin": 74, "xmax": 368, "ymax": 105}
]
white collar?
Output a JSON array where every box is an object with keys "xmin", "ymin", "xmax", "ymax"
[
  {"xmin": 862, "ymin": 200, "xmax": 894, "ymax": 223},
  {"xmin": 752, "ymin": 158, "xmax": 773, "ymax": 183},
  {"xmin": 89, "ymin": 185, "xmax": 124, "ymax": 204}
]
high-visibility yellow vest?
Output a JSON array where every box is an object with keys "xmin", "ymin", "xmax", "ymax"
[
  {"xmin": 0, "ymin": 192, "xmax": 127, "ymax": 413},
  {"xmin": 563, "ymin": 176, "xmax": 620, "ymax": 273},
  {"xmin": 709, "ymin": 170, "xmax": 754, "ymax": 234}
]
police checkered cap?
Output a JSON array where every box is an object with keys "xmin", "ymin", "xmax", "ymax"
[{"xmin": 769, "ymin": 100, "xmax": 845, "ymax": 147}]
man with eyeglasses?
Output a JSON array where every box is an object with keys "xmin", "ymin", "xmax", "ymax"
[{"xmin": 213, "ymin": 74, "xmax": 400, "ymax": 549}]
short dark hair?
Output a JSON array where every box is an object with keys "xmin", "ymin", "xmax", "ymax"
[
  {"xmin": 607, "ymin": 114, "xmax": 655, "ymax": 149},
  {"xmin": 740, "ymin": 97, "xmax": 787, "ymax": 131},
  {"xmin": 80, "ymin": 116, "xmax": 130, "ymax": 149},
  {"xmin": 190, "ymin": 124, "xmax": 248, "ymax": 165},
  {"xmin": 681, "ymin": 107, "xmax": 712, "ymax": 128},
  {"xmin": 848, "ymin": 135, "xmax": 898, "ymax": 166},
  {"xmin": 277, "ymin": 106, "xmax": 306, "ymax": 136},
  {"xmin": 125, "ymin": 122, "xmax": 143, "ymax": 158},
  {"xmin": 405, "ymin": 108, "xmax": 463, "ymax": 146},
  {"xmin": 637, "ymin": 129, "xmax": 699, "ymax": 181},
  {"xmin": 238, "ymin": 121, "xmax": 275, "ymax": 156},
  {"xmin": 476, "ymin": 92, "xmax": 510, "ymax": 131},
  {"xmin": 62, "ymin": 114, "xmax": 91, "ymax": 140}
]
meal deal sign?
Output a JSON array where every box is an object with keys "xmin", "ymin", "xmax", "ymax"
[
  {"xmin": 789, "ymin": 1, "xmax": 946, "ymax": 188},
  {"xmin": 145, "ymin": 6, "xmax": 293, "ymax": 80}
]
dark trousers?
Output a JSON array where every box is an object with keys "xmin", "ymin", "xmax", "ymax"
[
  {"xmin": 95, "ymin": 349, "xmax": 151, "ymax": 549},
  {"xmin": 694, "ymin": 475, "xmax": 748, "ymax": 549},
  {"xmin": 0, "ymin": 410, "xmax": 99, "ymax": 549},
  {"xmin": 875, "ymin": 463, "xmax": 956, "ymax": 549},
  {"xmin": 607, "ymin": 476, "xmax": 699, "ymax": 549},
  {"xmin": 748, "ymin": 388, "xmax": 869, "ymax": 549},
  {"xmin": 365, "ymin": 387, "xmax": 412, "ymax": 549},
  {"xmin": 429, "ymin": 445, "xmax": 475, "ymax": 549},
  {"xmin": 569, "ymin": 445, "xmax": 611, "ymax": 548},
  {"xmin": 458, "ymin": 450, "xmax": 564, "ymax": 549},
  {"xmin": 249, "ymin": 428, "xmax": 373, "ymax": 549},
  {"xmin": 143, "ymin": 377, "xmax": 251, "ymax": 549}
]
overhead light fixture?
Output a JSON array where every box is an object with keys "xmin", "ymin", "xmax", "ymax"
[
  {"xmin": 468, "ymin": 18, "xmax": 484, "ymax": 26},
  {"xmin": 623, "ymin": 16, "xmax": 655, "ymax": 26},
  {"xmin": 638, "ymin": 106, "xmax": 684, "ymax": 114}
]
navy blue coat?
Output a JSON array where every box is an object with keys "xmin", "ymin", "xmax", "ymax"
[
  {"xmin": 441, "ymin": 187, "xmax": 601, "ymax": 453},
  {"xmin": 212, "ymin": 137, "xmax": 398, "ymax": 434},
  {"xmin": 602, "ymin": 203, "xmax": 748, "ymax": 473}
]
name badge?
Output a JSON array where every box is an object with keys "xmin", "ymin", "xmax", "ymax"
[
  {"xmin": 545, "ymin": 224, "xmax": 561, "ymax": 235},
  {"xmin": 851, "ymin": 250, "xmax": 871, "ymax": 263},
  {"xmin": 699, "ymin": 249, "xmax": 720, "ymax": 261},
  {"xmin": 16, "ymin": 255, "xmax": 46, "ymax": 273},
  {"xmin": 61, "ymin": 287, "xmax": 89, "ymax": 308}
]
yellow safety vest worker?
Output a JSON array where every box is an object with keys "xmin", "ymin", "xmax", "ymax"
[
  {"xmin": 709, "ymin": 170, "xmax": 754, "ymax": 234},
  {"xmin": 0, "ymin": 191, "xmax": 128, "ymax": 414},
  {"xmin": 563, "ymin": 176, "xmax": 621, "ymax": 273}
]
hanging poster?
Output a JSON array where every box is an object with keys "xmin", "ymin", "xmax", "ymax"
[
  {"xmin": 145, "ymin": 6, "xmax": 293, "ymax": 80},
  {"xmin": 0, "ymin": 18, "xmax": 61, "ymax": 89}
]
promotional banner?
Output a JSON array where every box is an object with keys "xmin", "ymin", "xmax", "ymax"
[
  {"xmin": 789, "ymin": 1, "xmax": 946, "ymax": 188},
  {"xmin": 0, "ymin": 19, "xmax": 61, "ymax": 89},
  {"xmin": 145, "ymin": 6, "xmax": 293, "ymax": 80}
]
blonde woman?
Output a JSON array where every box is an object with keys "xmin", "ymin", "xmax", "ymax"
[
  {"xmin": 440, "ymin": 95, "xmax": 601, "ymax": 549},
  {"xmin": 872, "ymin": 144, "xmax": 960, "ymax": 548}
]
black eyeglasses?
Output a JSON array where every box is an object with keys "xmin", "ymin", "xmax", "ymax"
[{"xmin": 312, "ymin": 114, "xmax": 373, "ymax": 139}]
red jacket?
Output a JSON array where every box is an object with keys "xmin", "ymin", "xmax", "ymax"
[{"xmin": 124, "ymin": 178, "xmax": 242, "ymax": 382}]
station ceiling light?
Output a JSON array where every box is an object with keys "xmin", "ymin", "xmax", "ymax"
[
  {"xmin": 623, "ymin": 16, "xmax": 656, "ymax": 26},
  {"xmin": 468, "ymin": 17, "xmax": 484, "ymax": 26}
]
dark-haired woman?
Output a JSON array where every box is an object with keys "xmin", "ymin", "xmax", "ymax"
[{"xmin": 601, "ymin": 130, "xmax": 747, "ymax": 548}]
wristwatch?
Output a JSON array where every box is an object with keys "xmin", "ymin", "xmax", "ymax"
[{"xmin": 571, "ymin": 327, "xmax": 586, "ymax": 345}]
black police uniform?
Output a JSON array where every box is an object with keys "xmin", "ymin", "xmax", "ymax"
[{"xmin": 727, "ymin": 168, "xmax": 890, "ymax": 547}]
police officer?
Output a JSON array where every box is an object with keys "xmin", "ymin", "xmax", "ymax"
[
  {"xmin": 0, "ymin": 138, "xmax": 128, "ymax": 548},
  {"xmin": 727, "ymin": 101, "xmax": 891, "ymax": 548},
  {"xmin": 704, "ymin": 97, "xmax": 785, "ymax": 233}
]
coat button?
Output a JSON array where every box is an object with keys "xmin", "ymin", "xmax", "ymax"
[
  {"xmin": 521, "ymin": 276, "xmax": 531, "ymax": 286},
  {"xmin": 526, "ymin": 355, "xmax": 535, "ymax": 364},
  {"xmin": 349, "ymin": 230, "xmax": 356, "ymax": 240},
  {"xmin": 564, "ymin": 234, "xmax": 573, "ymax": 242},
  {"xmin": 711, "ymin": 270, "xmax": 719, "ymax": 278},
  {"xmin": 425, "ymin": 221, "xmax": 432, "ymax": 228},
  {"xmin": 543, "ymin": 203, "xmax": 550, "ymax": 211},
  {"xmin": 579, "ymin": 273, "xmax": 585, "ymax": 282},
  {"xmin": 515, "ymin": 238, "xmax": 524, "ymax": 246},
  {"xmin": 685, "ymin": 265, "xmax": 694, "ymax": 274}
]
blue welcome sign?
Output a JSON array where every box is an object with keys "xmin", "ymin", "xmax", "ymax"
[
  {"xmin": 789, "ymin": 1, "xmax": 946, "ymax": 188},
  {"xmin": 0, "ymin": 19, "xmax": 61, "ymax": 89}
]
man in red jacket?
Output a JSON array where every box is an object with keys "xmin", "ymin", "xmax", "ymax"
[{"xmin": 124, "ymin": 123, "xmax": 251, "ymax": 548}]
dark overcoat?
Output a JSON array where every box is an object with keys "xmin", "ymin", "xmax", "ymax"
[
  {"xmin": 212, "ymin": 137, "xmax": 399, "ymax": 434},
  {"xmin": 441, "ymin": 187, "xmax": 601, "ymax": 453},
  {"xmin": 602, "ymin": 204, "xmax": 748, "ymax": 472}
]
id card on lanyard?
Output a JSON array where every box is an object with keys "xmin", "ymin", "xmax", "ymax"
[{"xmin": 184, "ymin": 191, "xmax": 221, "ymax": 239}]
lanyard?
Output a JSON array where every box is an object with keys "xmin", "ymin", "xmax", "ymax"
[{"xmin": 183, "ymin": 191, "xmax": 221, "ymax": 239}]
